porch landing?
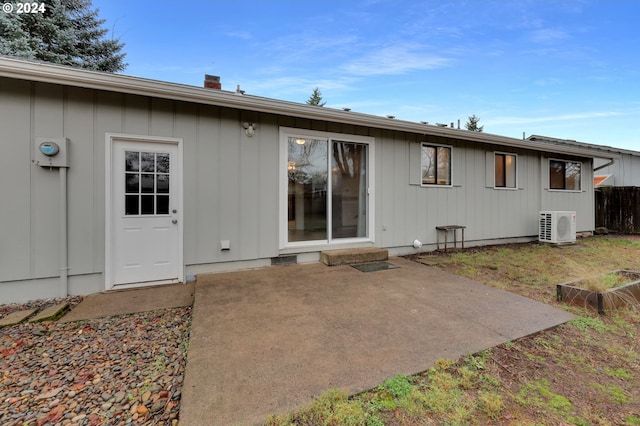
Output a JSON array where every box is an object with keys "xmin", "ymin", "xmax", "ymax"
[{"xmin": 319, "ymin": 247, "xmax": 388, "ymax": 266}]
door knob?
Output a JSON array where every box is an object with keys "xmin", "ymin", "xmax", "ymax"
[{"xmin": 172, "ymin": 219, "xmax": 178, "ymax": 224}]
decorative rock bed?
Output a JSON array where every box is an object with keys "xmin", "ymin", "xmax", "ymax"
[{"xmin": 557, "ymin": 270, "xmax": 640, "ymax": 314}]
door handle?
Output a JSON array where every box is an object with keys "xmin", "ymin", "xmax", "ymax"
[{"xmin": 172, "ymin": 219, "xmax": 178, "ymax": 224}]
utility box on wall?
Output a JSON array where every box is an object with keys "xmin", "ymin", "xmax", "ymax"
[{"xmin": 33, "ymin": 137, "xmax": 70, "ymax": 168}]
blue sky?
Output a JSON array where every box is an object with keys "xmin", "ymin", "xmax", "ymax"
[{"xmin": 93, "ymin": 0, "xmax": 640, "ymax": 150}]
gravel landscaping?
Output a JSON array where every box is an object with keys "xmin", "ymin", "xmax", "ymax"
[{"xmin": 0, "ymin": 296, "xmax": 191, "ymax": 426}]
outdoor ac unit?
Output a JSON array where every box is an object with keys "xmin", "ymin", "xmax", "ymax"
[{"xmin": 539, "ymin": 211, "xmax": 576, "ymax": 244}]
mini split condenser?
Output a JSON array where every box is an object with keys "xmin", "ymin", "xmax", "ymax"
[{"xmin": 539, "ymin": 211, "xmax": 576, "ymax": 244}]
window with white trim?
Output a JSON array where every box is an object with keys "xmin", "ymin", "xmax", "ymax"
[
  {"xmin": 495, "ymin": 152, "xmax": 517, "ymax": 188},
  {"xmin": 549, "ymin": 159, "xmax": 581, "ymax": 190},
  {"xmin": 421, "ymin": 144, "xmax": 451, "ymax": 186}
]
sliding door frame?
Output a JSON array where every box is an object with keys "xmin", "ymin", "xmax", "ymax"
[{"xmin": 279, "ymin": 127, "xmax": 375, "ymax": 250}]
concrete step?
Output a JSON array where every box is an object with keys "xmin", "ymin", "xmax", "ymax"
[
  {"xmin": 0, "ymin": 308, "xmax": 38, "ymax": 328},
  {"xmin": 0, "ymin": 302, "xmax": 70, "ymax": 328},
  {"xmin": 320, "ymin": 247, "xmax": 389, "ymax": 266},
  {"xmin": 29, "ymin": 302, "xmax": 69, "ymax": 323}
]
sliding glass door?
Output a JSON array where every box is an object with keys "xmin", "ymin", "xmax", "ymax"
[{"xmin": 285, "ymin": 134, "xmax": 370, "ymax": 244}]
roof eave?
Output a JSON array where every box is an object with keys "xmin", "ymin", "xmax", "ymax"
[{"xmin": 0, "ymin": 56, "xmax": 617, "ymax": 160}]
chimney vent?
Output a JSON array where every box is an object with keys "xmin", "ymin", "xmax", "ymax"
[{"xmin": 204, "ymin": 74, "xmax": 221, "ymax": 90}]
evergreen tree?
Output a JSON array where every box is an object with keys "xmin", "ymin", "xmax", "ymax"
[
  {"xmin": 465, "ymin": 114, "xmax": 484, "ymax": 132},
  {"xmin": 0, "ymin": 0, "xmax": 126, "ymax": 72},
  {"xmin": 306, "ymin": 87, "xmax": 326, "ymax": 106}
]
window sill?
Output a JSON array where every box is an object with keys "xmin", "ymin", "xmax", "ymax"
[
  {"xmin": 420, "ymin": 184, "xmax": 454, "ymax": 188},
  {"xmin": 546, "ymin": 189, "xmax": 583, "ymax": 193}
]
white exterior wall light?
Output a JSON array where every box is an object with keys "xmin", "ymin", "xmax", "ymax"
[{"xmin": 242, "ymin": 122, "xmax": 256, "ymax": 137}]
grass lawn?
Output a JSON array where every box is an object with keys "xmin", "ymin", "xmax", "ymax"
[{"xmin": 265, "ymin": 236, "xmax": 640, "ymax": 425}]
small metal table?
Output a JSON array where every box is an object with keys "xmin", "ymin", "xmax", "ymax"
[{"xmin": 435, "ymin": 225, "xmax": 466, "ymax": 252}]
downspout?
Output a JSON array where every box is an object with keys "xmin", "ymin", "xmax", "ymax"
[
  {"xmin": 60, "ymin": 166, "xmax": 69, "ymax": 297},
  {"xmin": 593, "ymin": 157, "xmax": 615, "ymax": 172}
]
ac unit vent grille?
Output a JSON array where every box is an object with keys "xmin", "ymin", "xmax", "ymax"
[{"xmin": 539, "ymin": 213, "xmax": 552, "ymax": 241}]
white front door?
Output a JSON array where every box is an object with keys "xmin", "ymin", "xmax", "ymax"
[{"xmin": 108, "ymin": 137, "xmax": 182, "ymax": 289}]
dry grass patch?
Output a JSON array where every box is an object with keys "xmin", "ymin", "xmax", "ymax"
[
  {"xmin": 431, "ymin": 236, "xmax": 640, "ymax": 304},
  {"xmin": 265, "ymin": 236, "xmax": 640, "ymax": 425}
]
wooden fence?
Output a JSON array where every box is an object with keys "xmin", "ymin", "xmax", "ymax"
[{"xmin": 595, "ymin": 186, "xmax": 640, "ymax": 234}]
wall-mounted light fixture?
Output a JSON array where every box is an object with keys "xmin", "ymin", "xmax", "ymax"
[{"xmin": 242, "ymin": 122, "xmax": 257, "ymax": 137}]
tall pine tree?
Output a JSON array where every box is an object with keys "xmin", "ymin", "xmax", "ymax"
[
  {"xmin": 0, "ymin": 0, "xmax": 126, "ymax": 72},
  {"xmin": 465, "ymin": 114, "xmax": 484, "ymax": 132},
  {"xmin": 306, "ymin": 87, "xmax": 326, "ymax": 106}
]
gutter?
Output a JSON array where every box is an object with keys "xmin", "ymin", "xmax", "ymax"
[{"xmin": 593, "ymin": 158, "xmax": 616, "ymax": 172}]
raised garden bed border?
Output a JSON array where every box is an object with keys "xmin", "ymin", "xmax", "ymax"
[{"xmin": 556, "ymin": 270, "xmax": 640, "ymax": 314}]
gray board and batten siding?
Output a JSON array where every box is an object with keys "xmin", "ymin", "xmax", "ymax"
[{"xmin": 0, "ymin": 57, "xmax": 613, "ymax": 303}]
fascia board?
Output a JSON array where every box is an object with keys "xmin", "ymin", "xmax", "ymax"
[{"xmin": 0, "ymin": 57, "xmax": 617, "ymax": 160}]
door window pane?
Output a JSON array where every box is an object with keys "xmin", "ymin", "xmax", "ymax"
[
  {"xmin": 141, "ymin": 174, "xmax": 155, "ymax": 193},
  {"xmin": 157, "ymin": 175, "xmax": 169, "ymax": 193},
  {"xmin": 141, "ymin": 195, "xmax": 154, "ymax": 215},
  {"xmin": 125, "ymin": 151, "xmax": 139, "ymax": 172},
  {"xmin": 125, "ymin": 195, "xmax": 139, "ymax": 215},
  {"xmin": 125, "ymin": 174, "xmax": 139, "ymax": 193},
  {"xmin": 156, "ymin": 154, "xmax": 170, "ymax": 173},
  {"xmin": 287, "ymin": 138, "xmax": 328, "ymax": 242},
  {"xmin": 140, "ymin": 152, "xmax": 155, "ymax": 172},
  {"xmin": 332, "ymin": 141, "xmax": 367, "ymax": 238},
  {"xmin": 156, "ymin": 195, "xmax": 169, "ymax": 214}
]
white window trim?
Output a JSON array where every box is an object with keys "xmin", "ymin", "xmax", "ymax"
[
  {"xmin": 279, "ymin": 127, "xmax": 375, "ymax": 250},
  {"xmin": 547, "ymin": 158, "xmax": 583, "ymax": 192},
  {"xmin": 420, "ymin": 142, "xmax": 453, "ymax": 188},
  {"xmin": 494, "ymin": 151, "xmax": 518, "ymax": 190}
]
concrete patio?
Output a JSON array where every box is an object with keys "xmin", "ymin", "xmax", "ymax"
[{"xmin": 179, "ymin": 256, "xmax": 574, "ymax": 425}]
